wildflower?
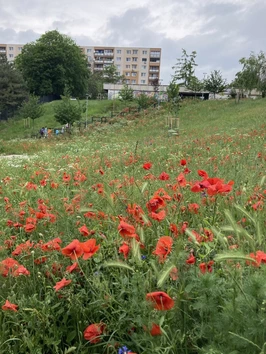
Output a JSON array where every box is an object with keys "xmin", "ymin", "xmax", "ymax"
[
  {"xmin": 78, "ymin": 225, "xmax": 91, "ymax": 237},
  {"xmin": 53, "ymin": 278, "xmax": 72, "ymax": 292},
  {"xmin": 81, "ymin": 239, "xmax": 100, "ymax": 260},
  {"xmin": 119, "ymin": 242, "xmax": 130, "ymax": 259},
  {"xmin": 83, "ymin": 323, "xmax": 105, "ymax": 343},
  {"xmin": 150, "ymin": 209, "xmax": 166, "ymax": 222},
  {"xmin": 158, "ymin": 172, "xmax": 170, "ymax": 180},
  {"xmin": 2, "ymin": 300, "xmax": 18, "ymax": 312},
  {"xmin": 118, "ymin": 345, "xmax": 136, "ymax": 354},
  {"xmin": 61, "ymin": 239, "xmax": 83, "ymax": 260},
  {"xmin": 180, "ymin": 159, "xmax": 187, "ymax": 166},
  {"xmin": 146, "ymin": 291, "xmax": 174, "ymax": 310},
  {"xmin": 150, "ymin": 323, "xmax": 162, "ymax": 336},
  {"xmin": 118, "ymin": 221, "xmax": 138, "ymax": 239},
  {"xmin": 146, "ymin": 195, "xmax": 165, "ymax": 212},
  {"xmin": 66, "ymin": 262, "xmax": 79, "ymax": 273},
  {"xmin": 169, "ymin": 267, "xmax": 178, "ymax": 280},
  {"xmin": 186, "ymin": 254, "xmax": 196, "ymax": 264},
  {"xmin": 153, "ymin": 236, "xmax": 173, "ymax": 263},
  {"xmin": 142, "ymin": 162, "xmax": 152, "ymax": 170}
]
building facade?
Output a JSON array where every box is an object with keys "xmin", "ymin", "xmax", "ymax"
[{"xmin": 1, "ymin": 43, "xmax": 161, "ymax": 85}]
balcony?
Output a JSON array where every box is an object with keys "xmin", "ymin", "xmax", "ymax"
[
  {"xmin": 94, "ymin": 67, "xmax": 103, "ymax": 71},
  {"xmin": 94, "ymin": 52, "xmax": 104, "ymax": 56},
  {"xmin": 150, "ymin": 58, "xmax": 160, "ymax": 63},
  {"xmin": 149, "ymin": 76, "xmax": 159, "ymax": 80},
  {"xmin": 104, "ymin": 59, "xmax": 114, "ymax": 63},
  {"xmin": 104, "ymin": 52, "xmax": 114, "ymax": 57},
  {"xmin": 94, "ymin": 59, "xmax": 104, "ymax": 63},
  {"xmin": 149, "ymin": 69, "xmax": 159, "ymax": 72}
]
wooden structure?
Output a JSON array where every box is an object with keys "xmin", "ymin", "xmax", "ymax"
[{"xmin": 166, "ymin": 116, "xmax": 179, "ymax": 136}]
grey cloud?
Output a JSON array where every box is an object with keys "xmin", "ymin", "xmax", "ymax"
[{"xmin": 0, "ymin": 27, "xmax": 40, "ymax": 43}]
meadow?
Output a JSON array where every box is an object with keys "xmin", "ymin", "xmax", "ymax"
[{"xmin": 0, "ymin": 98, "xmax": 265, "ymax": 354}]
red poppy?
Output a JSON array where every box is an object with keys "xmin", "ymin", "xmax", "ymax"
[
  {"xmin": 180, "ymin": 159, "xmax": 187, "ymax": 166},
  {"xmin": 118, "ymin": 221, "xmax": 137, "ymax": 238},
  {"xmin": 169, "ymin": 267, "xmax": 178, "ymax": 280},
  {"xmin": 83, "ymin": 323, "xmax": 105, "ymax": 343},
  {"xmin": 24, "ymin": 223, "xmax": 36, "ymax": 233},
  {"xmin": 81, "ymin": 239, "xmax": 100, "ymax": 260},
  {"xmin": 176, "ymin": 173, "xmax": 187, "ymax": 187},
  {"xmin": 150, "ymin": 323, "xmax": 162, "ymax": 336},
  {"xmin": 150, "ymin": 210, "xmax": 166, "ymax": 222},
  {"xmin": 146, "ymin": 291, "xmax": 174, "ymax": 310},
  {"xmin": 186, "ymin": 254, "xmax": 196, "ymax": 264},
  {"xmin": 146, "ymin": 195, "xmax": 165, "ymax": 212},
  {"xmin": 78, "ymin": 225, "xmax": 90, "ymax": 237},
  {"xmin": 53, "ymin": 278, "xmax": 72, "ymax": 292},
  {"xmin": 2, "ymin": 300, "xmax": 18, "ymax": 312},
  {"xmin": 158, "ymin": 172, "xmax": 170, "ymax": 180},
  {"xmin": 247, "ymin": 251, "xmax": 266, "ymax": 267},
  {"xmin": 119, "ymin": 242, "xmax": 130, "ymax": 259},
  {"xmin": 66, "ymin": 262, "xmax": 80, "ymax": 273},
  {"xmin": 0, "ymin": 258, "xmax": 19, "ymax": 277},
  {"xmin": 61, "ymin": 239, "xmax": 83, "ymax": 260},
  {"xmin": 143, "ymin": 162, "xmax": 152, "ymax": 170},
  {"xmin": 153, "ymin": 236, "xmax": 173, "ymax": 263}
]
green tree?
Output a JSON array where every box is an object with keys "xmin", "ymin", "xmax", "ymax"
[
  {"xmin": 187, "ymin": 76, "xmax": 204, "ymax": 97},
  {"xmin": 87, "ymin": 71, "xmax": 104, "ymax": 99},
  {"xmin": 136, "ymin": 93, "xmax": 150, "ymax": 109},
  {"xmin": 0, "ymin": 54, "xmax": 28, "ymax": 118},
  {"xmin": 54, "ymin": 93, "xmax": 82, "ymax": 126},
  {"xmin": 20, "ymin": 95, "xmax": 44, "ymax": 127},
  {"xmin": 204, "ymin": 70, "xmax": 227, "ymax": 98},
  {"xmin": 15, "ymin": 30, "xmax": 89, "ymax": 98},
  {"xmin": 172, "ymin": 49, "xmax": 197, "ymax": 87},
  {"xmin": 103, "ymin": 64, "xmax": 124, "ymax": 84},
  {"xmin": 119, "ymin": 84, "xmax": 134, "ymax": 102},
  {"xmin": 166, "ymin": 80, "xmax": 180, "ymax": 114}
]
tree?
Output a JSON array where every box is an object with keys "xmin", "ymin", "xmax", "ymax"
[
  {"xmin": 103, "ymin": 64, "xmax": 124, "ymax": 84},
  {"xmin": 20, "ymin": 95, "xmax": 44, "ymax": 127},
  {"xmin": 119, "ymin": 84, "xmax": 134, "ymax": 102},
  {"xmin": 54, "ymin": 93, "xmax": 82, "ymax": 126},
  {"xmin": 15, "ymin": 30, "xmax": 89, "ymax": 98},
  {"xmin": 204, "ymin": 70, "xmax": 227, "ymax": 98},
  {"xmin": 172, "ymin": 49, "xmax": 197, "ymax": 87},
  {"xmin": 187, "ymin": 76, "xmax": 204, "ymax": 97},
  {"xmin": 0, "ymin": 54, "xmax": 28, "ymax": 119},
  {"xmin": 233, "ymin": 51, "xmax": 266, "ymax": 97},
  {"xmin": 136, "ymin": 93, "xmax": 150, "ymax": 109}
]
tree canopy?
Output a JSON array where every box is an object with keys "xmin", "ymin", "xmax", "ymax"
[
  {"xmin": 172, "ymin": 49, "xmax": 198, "ymax": 87},
  {"xmin": 15, "ymin": 30, "xmax": 89, "ymax": 98},
  {"xmin": 204, "ymin": 70, "xmax": 227, "ymax": 98},
  {"xmin": 0, "ymin": 54, "xmax": 28, "ymax": 118}
]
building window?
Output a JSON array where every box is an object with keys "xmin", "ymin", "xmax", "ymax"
[
  {"xmin": 9, "ymin": 54, "xmax": 14, "ymax": 58},
  {"xmin": 141, "ymin": 80, "xmax": 146, "ymax": 84},
  {"xmin": 117, "ymin": 49, "xmax": 121, "ymax": 54},
  {"xmin": 88, "ymin": 56, "xmax": 92, "ymax": 61},
  {"xmin": 125, "ymin": 72, "xmax": 131, "ymax": 76},
  {"xmin": 116, "ymin": 64, "xmax": 121, "ymax": 69},
  {"xmin": 142, "ymin": 58, "xmax": 147, "ymax": 62},
  {"xmin": 87, "ymin": 48, "xmax": 92, "ymax": 53},
  {"xmin": 142, "ymin": 50, "xmax": 147, "ymax": 55},
  {"xmin": 150, "ymin": 51, "xmax": 161, "ymax": 58},
  {"xmin": 126, "ymin": 79, "xmax": 130, "ymax": 84},
  {"xmin": 133, "ymin": 50, "xmax": 138, "ymax": 54},
  {"xmin": 126, "ymin": 50, "xmax": 131, "ymax": 54},
  {"xmin": 116, "ymin": 57, "xmax": 121, "ymax": 61},
  {"xmin": 116, "ymin": 72, "xmax": 120, "ymax": 76},
  {"xmin": 141, "ymin": 65, "xmax": 146, "ymax": 70},
  {"xmin": 141, "ymin": 72, "xmax": 146, "ymax": 77},
  {"xmin": 9, "ymin": 47, "xmax": 13, "ymax": 51},
  {"xmin": 126, "ymin": 65, "xmax": 130, "ymax": 68},
  {"xmin": 18, "ymin": 47, "xmax": 22, "ymax": 51},
  {"xmin": 131, "ymin": 80, "xmax": 136, "ymax": 84},
  {"xmin": 131, "ymin": 72, "xmax": 137, "ymax": 77},
  {"xmin": 126, "ymin": 57, "xmax": 131, "ymax": 61},
  {"xmin": 132, "ymin": 65, "xmax": 137, "ymax": 69},
  {"xmin": 132, "ymin": 57, "xmax": 138, "ymax": 62}
]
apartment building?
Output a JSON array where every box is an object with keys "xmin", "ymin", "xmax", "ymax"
[{"xmin": 1, "ymin": 43, "xmax": 161, "ymax": 85}]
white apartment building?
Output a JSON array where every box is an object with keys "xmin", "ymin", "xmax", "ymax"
[{"xmin": 0, "ymin": 43, "xmax": 161, "ymax": 85}]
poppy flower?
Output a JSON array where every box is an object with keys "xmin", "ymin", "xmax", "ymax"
[
  {"xmin": 81, "ymin": 239, "xmax": 100, "ymax": 260},
  {"xmin": 176, "ymin": 173, "xmax": 187, "ymax": 187},
  {"xmin": 153, "ymin": 236, "xmax": 173, "ymax": 263},
  {"xmin": 78, "ymin": 225, "xmax": 90, "ymax": 237},
  {"xmin": 150, "ymin": 210, "xmax": 166, "ymax": 222},
  {"xmin": 146, "ymin": 195, "xmax": 165, "ymax": 212},
  {"xmin": 119, "ymin": 242, "xmax": 130, "ymax": 259},
  {"xmin": 24, "ymin": 223, "xmax": 36, "ymax": 233},
  {"xmin": 169, "ymin": 266, "xmax": 178, "ymax": 280},
  {"xmin": 118, "ymin": 221, "xmax": 136, "ymax": 238},
  {"xmin": 53, "ymin": 278, "xmax": 72, "ymax": 292},
  {"xmin": 186, "ymin": 254, "xmax": 196, "ymax": 264},
  {"xmin": 146, "ymin": 291, "xmax": 174, "ymax": 310},
  {"xmin": 61, "ymin": 239, "xmax": 83, "ymax": 260},
  {"xmin": 150, "ymin": 323, "xmax": 162, "ymax": 336},
  {"xmin": 83, "ymin": 323, "xmax": 105, "ymax": 343},
  {"xmin": 2, "ymin": 300, "xmax": 18, "ymax": 312},
  {"xmin": 143, "ymin": 162, "xmax": 152, "ymax": 170},
  {"xmin": 66, "ymin": 262, "xmax": 80, "ymax": 273},
  {"xmin": 180, "ymin": 159, "xmax": 187, "ymax": 166},
  {"xmin": 158, "ymin": 172, "xmax": 170, "ymax": 180}
]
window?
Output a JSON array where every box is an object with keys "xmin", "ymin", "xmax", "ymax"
[
  {"xmin": 141, "ymin": 80, "xmax": 146, "ymax": 84},
  {"xmin": 141, "ymin": 72, "xmax": 146, "ymax": 77},
  {"xmin": 9, "ymin": 47, "xmax": 13, "ymax": 51},
  {"xmin": 116, "ymin": 64, "xmax": 121, "ymax": 69},
  {"xmin": 87, "ymin": 48, "xmax": 92, "ymax": 53},
  {"xmin": 126, "ymin": 57, "xmax": 131, "ymax": 61},
  {"xmin": 150, "ymin": 51, "xmax": 160, "ymax": 57},
  {"xmin": 141, "ymin": 65, "xmax": 146, "ymax": 70},
  {"xmin": 131, "ymin": 80, "xmax": 136, "ymax": 84},
  {"xmin": 133, "ymin": 50, "xmax": 138, "ymax": 54},
  {"xmin": 117, "ymin": 49, "xmax": 121, "ymax": 54},
  {"xmin": 125, "ymin": 72, "xmax": 131, "ymax": 76},
  {"xmin": 132, "ymin": 57, "xmax": 138, "ymax": 62},
  {"xmin": 126, "ymin": 50, "xmax": 131, "ymax": 54},
  {"xmin": 142, "ymin": 50, "xmax": 147, "ymax": 55},
  {"xmin": 126, "ymin": 79, "xmax": 130, "ymax": 84},
  {"xmin": 116, "ymin": 72, "xmax": 120, "ymax": 76},
  {"xmin": 142, "ymin": 58, "xmax": 147, "ymax": 62},
  {"xmin": 9, "ymin": 54, "xmax": 14, "ymax": 58},
  {"xmin": 116, "ymin": 57, "xmax": 121, "ymax": 61},
  {"xmin": 126, "ymin": 65, "xmax": 130, "ymax": 68},
  {"xmin": 18, "ymin": 47, "xmax": 22, "ymax": 51},
  {"xmin": 88, "ymin": 56, "xmax": 92, "ymax": 61},
  {"xmin": 131, "ymin": 72, "xmax": 137, "ymax": 77},
  {"xmin": 132, "ymin": 65, "xmax": 137, "ymax": 69}
]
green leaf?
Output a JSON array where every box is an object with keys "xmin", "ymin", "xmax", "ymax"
[
  {"xmin": 157, "ymin": 264, "xmax": 176, "ymax": 287},
  {"xmin": 103, "ymin": 261, "xmax": 134, "ymax": 272}
]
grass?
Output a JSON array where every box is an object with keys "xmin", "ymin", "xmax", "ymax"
[{"xmin": 0, "ymin": 97, "xmax": 265, "ymax": 354}]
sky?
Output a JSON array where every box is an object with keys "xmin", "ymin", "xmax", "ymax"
[{"xmin": 1, "ymin": 0, "xmax": 266, "ymax": 84}]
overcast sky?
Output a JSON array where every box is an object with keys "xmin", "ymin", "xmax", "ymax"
[{"xmin": 1, "ymin": 0, "xmax": 266, "ymax": 84}]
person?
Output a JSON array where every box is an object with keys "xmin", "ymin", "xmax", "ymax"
[
  {"xmin": 55, "ymin": 129, "xmax": 59, "ymax": 136},
  {"xmin": 48, "ymin": 128, "xmax": 52, "ymax": 137},
  {"xmin": 39, "ymin": 127, "xmax": 44, "ymax": 138},
  {"xmin": 44, "ymin": 127, "xmax": 48, "ymax": 138}
]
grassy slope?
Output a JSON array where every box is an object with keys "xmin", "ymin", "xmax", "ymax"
[{"xmin": 0, "ymin": 98, "xmax": 265, "ymax": 147}]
